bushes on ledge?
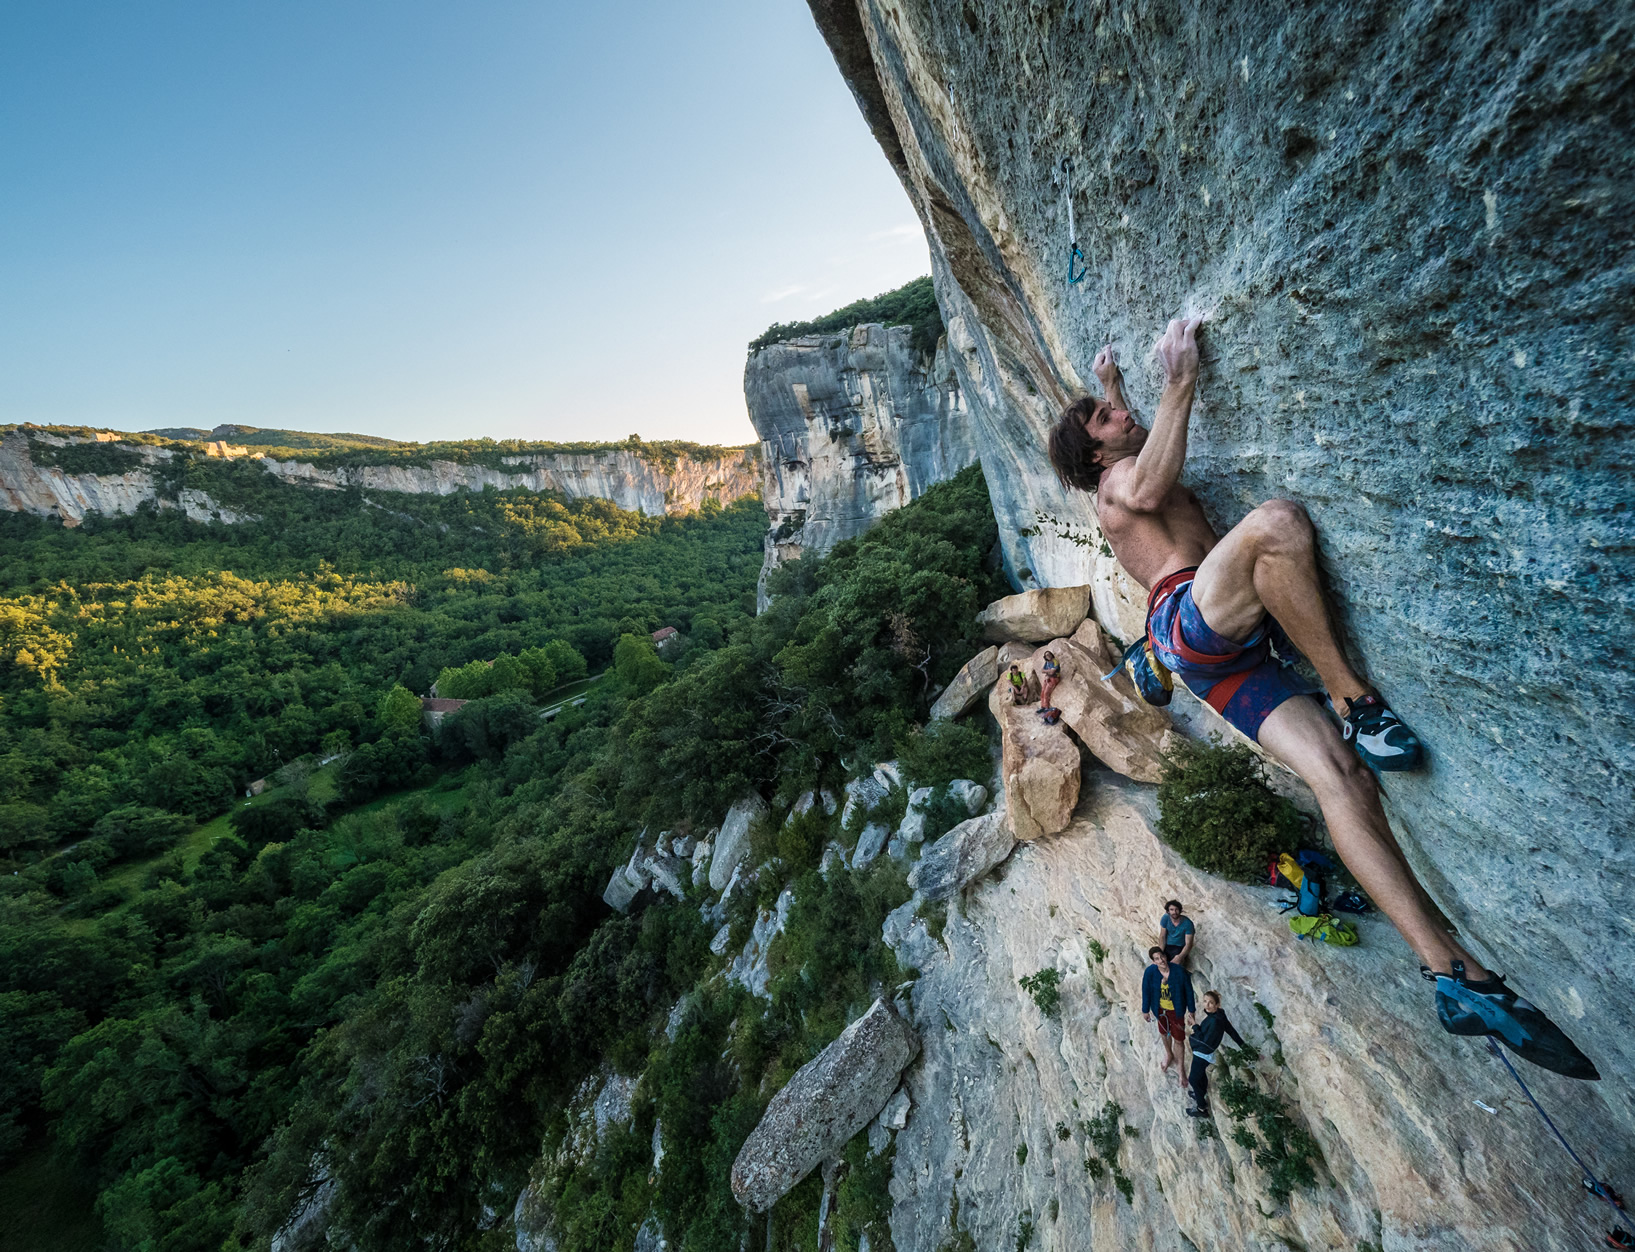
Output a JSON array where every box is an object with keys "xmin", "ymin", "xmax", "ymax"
[{"xmin": 1156, "ymin": 740, "xmax": 1304, "ymax": 880}]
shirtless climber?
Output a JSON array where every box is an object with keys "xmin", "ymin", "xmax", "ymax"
[{"xmin": 1047, "ymin": 317, "xmax": 1596, "ymax": 1080}]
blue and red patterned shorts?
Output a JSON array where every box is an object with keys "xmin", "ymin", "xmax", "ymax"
[{"xmin": 1146, "ymin": 567, "xmax": 1316, "ymax": 743}]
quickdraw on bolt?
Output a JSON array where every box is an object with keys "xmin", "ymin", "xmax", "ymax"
[{"xmin": 1062, "ymin": 159, "xmax": 1087, "ymax": 285}]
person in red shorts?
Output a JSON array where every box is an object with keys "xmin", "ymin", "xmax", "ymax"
[{"xmin": 1140, "ymin": 945, "xmax": 1195, "ymax": 1089}]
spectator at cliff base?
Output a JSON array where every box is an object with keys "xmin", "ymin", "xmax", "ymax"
[
  {"xmin": 1159, "ymin": 899, "xmax": 1195, "ymax": 965},
  {"xmin": 1141, "ymin": 946, "xmax": 1195, "ymax": 1088},
  {"xmin": 1186, "ymin": 990, "xmax": 1247, "ymax": 1117}
]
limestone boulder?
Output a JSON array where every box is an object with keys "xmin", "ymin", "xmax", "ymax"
[
  {"xmin": 840, "ymin": 772, "xmax": 889, "ymax": 829},
  {"xmin": 929, "ymin": 645, "xmax": 999, "ymax": 721},
  {"xmin": 643, "ymin": 854, "xmax": 687, "ymax": 901},
  {"xmin": 852, "ymin": 822, "xmax": 890, "ymax": 870},
  {"xmin": 897, "ymin": 787, "xmax": 935, "ymax": 843},
  {"xmin": 730, "ymin": 998, "xmax": 920, "ymax": 1211},
  {"xmin": 988, "ymin": 681, "xmax": 1081, "ymax": 842},
  {"xmin": 906, "ymin": 811, "xmax": 1016, "ymax": 903},
  {"xmin": 1022, "ymin": 620, "xmax": 1179, "ymax": 784},
  {"xmin": 709, "ymin": 795, "xmax": 769, "ymax": 892},
  {"xmin": 602, "ymin": 865, "xmax": 640, "ymax": 913},
  {"xmin": 948, "ymin": 779, "xmax": 988, "ymax": 815},
  {"xmin": 976, "ymin": 586, "xmax": 1091, "ymax": 644}
]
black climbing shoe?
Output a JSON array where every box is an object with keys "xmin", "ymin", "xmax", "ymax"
[
  {"xmin": 1342, "ymin": 695, "xmax": 1424, "ymax": 771},
  {"xmin": 1432, "ymin": 961, "xmax": 1600, "ymax": 1080},
  {"xmin": 1184, "ymin": 1103, "xmax": 1211, "ymax": 1118}
]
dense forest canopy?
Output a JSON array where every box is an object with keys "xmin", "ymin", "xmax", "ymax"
[
  {"xmin": 747, "ymin": 276, "xmax": 943, "ymax": 359},
  {"xmin": 0, "ymin": 459, "xmax": 1002, "ymax": 1252}
]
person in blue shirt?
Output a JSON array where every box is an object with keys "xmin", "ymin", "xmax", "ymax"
[
  {"xmin": 1140, "ymin": 946, "xmax": 1196, "ymax": 1088},
  {"xmin": 1159, "ymin": 899, "xmax": 1195, "ymax": 965}
]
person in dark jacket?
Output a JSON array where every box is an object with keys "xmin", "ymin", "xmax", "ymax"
[
  {"xmin": 1186, "ymin": 990, "xmax": 1247, "ymax": 1116},
  {"xmin": 1140, "ymin": 947, "xmax": 1196, "ymax": 1087}
]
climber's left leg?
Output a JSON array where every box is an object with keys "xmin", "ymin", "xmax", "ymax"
[
  {"xmin": 1258, "ymin": 696, "xmax": 1601, "ymax": 1079},
  {"xmin": 1257, "ymin": 695, "xmax": 1477, "ymax": 975}
]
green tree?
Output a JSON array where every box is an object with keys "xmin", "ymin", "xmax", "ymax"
[
  {"xmin": 613, "ymin": 634, "xmax": 668, "ymax": 695},
  {"xmin": 379, "ymin": 684, "xmax": 423, "ymax": 737}
]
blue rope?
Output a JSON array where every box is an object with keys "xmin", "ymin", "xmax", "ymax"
[{"xmin": 1484, "ymin": 1038, "xmax": 1634, "ymax": 1236}]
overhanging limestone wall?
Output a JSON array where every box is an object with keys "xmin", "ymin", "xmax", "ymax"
[{"xmin": 809, "ymin": 0, "xmax": 1634, "ymax": 1233}]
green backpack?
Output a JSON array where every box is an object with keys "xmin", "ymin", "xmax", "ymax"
[{"xmin": 1289, "ymin": 913, "xmax": 1358, "ymax": 947}]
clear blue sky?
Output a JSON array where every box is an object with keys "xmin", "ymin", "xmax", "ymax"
[{"xmin": 0, "ymin": 2, "xmax": 928, "ymax": 445}]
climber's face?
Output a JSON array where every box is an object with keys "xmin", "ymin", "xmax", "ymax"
[{"xmin": 1079, "ymin": 399, "xmax": 1144, "ymax": 465}]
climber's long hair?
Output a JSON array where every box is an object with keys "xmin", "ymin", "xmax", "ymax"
[{"xmin": 1049, "ymin": 396, "xmax": 1108, "ymax": 492}]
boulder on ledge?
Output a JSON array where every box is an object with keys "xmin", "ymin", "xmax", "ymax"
[
  {"xmin": 976, "ymin": 586, "xmax": 1091, "ymax": 643},
  {"xmin": 929, "ymin": 645, "xmax": 999, "ymax": 720},
  {"xmin": 988, "ymin": 681, "xmax": 1081, "ymax": 842},
  {"xmin": 730, "ymin": 998, "xmax": 920, "ymax": 1211},
  {"xmin": 1028, "ymin": 619, "xmax": 1180, "ymax": 784},
  {"xmin": 906, "ymin": 811, "xmax": 1016, "ymax": 902}
]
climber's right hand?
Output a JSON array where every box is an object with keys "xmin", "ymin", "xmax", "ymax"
[
  {"xmin": 1143, "ymin": 1011, "xmax": 1153, "ymax": 1023},
  {"xmin": 1155, "ymin": 316, "xmax": 1203, "ymax": 386}
]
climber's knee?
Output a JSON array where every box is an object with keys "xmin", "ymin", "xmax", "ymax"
[
  {"xmin": 1307, "ymin": 731, "xmax": 1378, "ymax": 807},
  {"xmin": 1246, "ymin": 498, "xmax": 1315, "ymax": 557}
]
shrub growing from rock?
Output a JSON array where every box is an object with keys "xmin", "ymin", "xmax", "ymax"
[
  {"xmin": 1017, "ymin": 967, "xmax": 1061, "ymax": 1018},
  {"xmin": 1156, "ymin": 740, "xmax": 1304, "ymax": 880}
]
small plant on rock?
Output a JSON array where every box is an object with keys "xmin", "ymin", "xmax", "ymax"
[
  {"xmin": 1080, "ymin": 1102, "xmax": 1134, "ymax": 1204},
  {"xmin": 1215, "ymin": 1067, "xmax": 1323, "ymax": 1206},
  {"xmin": 1017, "ymin": 967, "xmax": 1062, "ymax": 1018},
  {"xmin": 1156, "ymin": 739, "xmax": 1304, "ymax": 879}
]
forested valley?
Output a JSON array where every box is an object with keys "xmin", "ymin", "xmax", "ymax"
[{"xmin": 0, "ymin": 458, "xmax": 1004, "ymax": 1252}]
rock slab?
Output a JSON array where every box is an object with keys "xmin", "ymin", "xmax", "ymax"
[
  {"xmin": 928, "ymin": 645, "xmax": 999, "ymax": 721},
  {"xmin": 730, "ymin": 998, "xmax": 920, "ymax": 1212},
  {"xmin": 709, "ymin": 795, "xmax": 769, "ymax": 892},
  {"xmin": 976, "ymin": 586, "xmax": 1091, "ymax": 643},
  {"xmin": 906, "ymin": 811, "xmax": 1016, "ymax": 903}
]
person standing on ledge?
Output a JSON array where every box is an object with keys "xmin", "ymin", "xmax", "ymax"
[
  {"xmin": 1160, "ymin": 898, "xmax": 1195, "ymax": 966},
  {"xmin": 1047, "ymin": 317, "xmax": 1596, "ymax": 1080},
  {"xmin": 1141, "ymin": 946, "xmax": 1195, "ymax": 1090}
]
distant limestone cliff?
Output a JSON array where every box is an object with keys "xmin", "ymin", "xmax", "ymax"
[
  {"xmin": 745, "ymin": 317, "xmax": 980, "ymax": 610},
  {"xmin": 0, "ymin": 427, "xmax": 759, "ymax": 526}
]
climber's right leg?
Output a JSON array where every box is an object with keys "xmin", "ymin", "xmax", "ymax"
[
  {"xmin": 1189, "ymin": 500, "xmax": 1424, "ymax": 770},
  {"xmin": 1257, "ymin": 696, "xmax": 1600, "ymax": 1080}
]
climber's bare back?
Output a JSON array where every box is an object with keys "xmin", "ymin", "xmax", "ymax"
[{"xmin": 1095, "ymin": 463, "xmax": 1219, "ymax": 591}]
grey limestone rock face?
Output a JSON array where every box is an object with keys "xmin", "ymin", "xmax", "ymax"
[
  {"xmin": 905, "ymin": 811, "xmax": 1016, "ymax": 903},
  {"xmin": 746, "ymin": 323, "xmax": 981, "ymax": 610},
  {"xmin": 708, "ymin": 795, "xmax": 769, "ymax": 892},
  {"xmin": 811, "ymin": 0, "xmax": 1634, "ymax": 1150},
  {"xmin": 730, "ymin": 998, "xmax": 920, "ymax": 1212}
]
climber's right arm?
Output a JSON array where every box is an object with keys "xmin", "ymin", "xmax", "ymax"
[
  {"xmin": 1093, "ymin": 345, "xmax": 1129, "ymax": 412},
  {"xmin": 1116, "ymin": 317, "xmax": 1202, "ymax": 514}
]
